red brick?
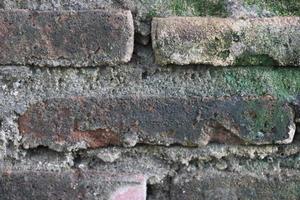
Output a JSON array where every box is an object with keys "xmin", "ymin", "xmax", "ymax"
[
  {"xmin": 0, "ymin": 169, "xmax": 146, "ymax": 200},
  {"xmin": 18, "ymin": 96, "xmax": 295, "ymax": 151},
  {"xmin": 0, "ymin": 9, "xmax": 134, "ymax": 67}
]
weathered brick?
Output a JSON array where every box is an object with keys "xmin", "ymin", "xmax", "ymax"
[
  {"xmin": 18, "ymin": 96, "xmax": 295, "ymax": 151},
  {"xmin": 171, "ymin": 169, "xmax": 300, "ymax": 200},
  {"xmin": 0, "ymin": 170, "xmax": 79, "ymax": 200},
  {"xmin": 0, "ymin": 169, "xmax": 146, "ymax": 200},
  {"xmin": 152, "ymin": 17, "xmax": 300, "ymax": 66},
  {"xmin": 0, "ymin": 9, "xmax": 134, "ymax": 67}
]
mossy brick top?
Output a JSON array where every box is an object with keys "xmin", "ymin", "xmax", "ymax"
[
  {"xmin": 243, "ymin": 0, "xmax": 300, "ymax": 16},
  {"xmin": 152, "ymin": 17, "xmax": 300, "ymax": 66},
  {"xmin": 0, "ymin": 9, "xmax": 134, "ymax": 67}
]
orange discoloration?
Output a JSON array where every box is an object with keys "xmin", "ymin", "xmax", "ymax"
[
  {"xmin": 71, "ymin": 128, "xmax": 120, "ymax": 148},
  {"xmin": 204, "ymin": 121, "xmax": 244, "ymax": 145}
]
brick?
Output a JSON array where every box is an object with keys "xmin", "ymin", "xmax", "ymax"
[
  {"xmin": 171, "ymin": 169, "xmax": 300, "ymax": 200},
  {"xmin": 80, "ymin": 172, "xmax": 146, "ymax": 200},
  {"xmin": 0, "ymin": 170, "xmax": 79, "ymax": 200},
  {"xmin": 0, "ymin": 9, "xmax": 134, "ymax": 67},
  {"xmin": 152, "ymin": 17, "xmax": 300, "ymax": 66},
  {"xmin": 0, "ymin": 169, "xmax": 146, "ymax": 200},
  {"xmin": 18, "ymin": 96, "xmax": 295, "ymax": 151}
]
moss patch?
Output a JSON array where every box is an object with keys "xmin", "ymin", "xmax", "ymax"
[
  {"xmin": 206, "ymin": 32, "xmax": 233, "ymax": 60},
  {"xmin": 235, "ymin": 54, "xmax": 279, "ymax": 66},
  {"xmin": 170, "ymin": 0, "xmax": 228, "ymax": 17},
  {"xmin": 221, "ymin": 66, "xmax": 300, "ymax": 100},
  {"xmin": 244, "ymin": 0, "xmax": 300, "ymax": 16},
  {"xmin": 146, "ymin": 9, "xmax": 158, "ymax": 19},
  {"xmin": 243, "ymin": 100, "xmax": 291, "ymax": 142}
]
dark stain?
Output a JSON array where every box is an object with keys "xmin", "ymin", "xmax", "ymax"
[{"xmin": 18, "ymin": 96, "xmax": 294, "ymax": 150}]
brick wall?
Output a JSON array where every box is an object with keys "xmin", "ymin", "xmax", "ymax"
[{"xmin": 0, "ymin": 0, "xmax": 300, "ymax": 199}]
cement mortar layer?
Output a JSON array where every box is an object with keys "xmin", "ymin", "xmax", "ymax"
[{"xmin": 2, "ymin": 144, "xmax": 300, "ymax": 187}]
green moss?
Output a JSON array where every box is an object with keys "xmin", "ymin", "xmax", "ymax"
[
  {"xmin": 223, "ymin": 68, "xmax": 267, "ymax": 96},
  {"xmin": 147, "ymin": 9, "xmax": 158, "ymax": 19},
  {"xmin": 222, "ymin": 67, "xmax": 300, "ymax": 100},
  {"xmin": 235, "ymin": 54, "xmax": 279, "ymax": 66},
  {"xmin": 244, "ymin": 0, "xmax": 300, "ymax": 16},
  {"xmin": 267, "ymin": 67, "xmax": 300, "ymax": 99},
  {"xmin": 206, "ymin": 32, "xmax": 233, "ymax": 60},
  {"xmin": 170, "ymin": 0, "xmax": 228, "ymax": 17},
  {"xmin": 218, "ymin": 50, "xmax": 230, "ymax": 60},
  {"xmin": 15, "ymin": 0, "xmax": 28, "ymax": 8},
  {"xmin": 243, "ymin": 100, "xmax": 290, "ymax": 140}
]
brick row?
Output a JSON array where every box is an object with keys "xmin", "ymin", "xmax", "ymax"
[
  {"xmin": 18, "ymin": 96, "xmax": 295, "ymax": 151},
  {"xmin": 0, "ymin": 169, "xmax": 146, "ymax": 200},
  {"xmin": 0, "ymin": 10, "xmax": 299, "ymax": 67},
  {"xmin": 152, "ymin": 17, "xmax": 300, "ymax": 66},
  {"xmin": 171, "ymin": 169, "xmax": 300, "ymax": 199}
]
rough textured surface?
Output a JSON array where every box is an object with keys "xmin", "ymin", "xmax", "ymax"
[
  {"xmin": 0, "ymin": 0, "xmax": 299, "ymax": 43},
  {"xmin": 0, "ymin": 52, "xmax": 299, "ymax": 198},
  {"xmin": 171, "ymin": 169, "xmax": 300, "ymax": 200},
  {"xmin": 0, "ymin": 0, "xmax": 300, "ymax": 199},
  {"xmin": 0, "ymin": 170, "xmax": 80, "ymax": 200},
  {"xmin": 152, "ymin": 17, "xmax": 300, "ymax": 66},
  {"xmin": 18, "ymin": 96, "xmax": 295, "ymax": 151},
  {"xmin": 0, "ymin": 169, "xmax": 146, "ymax": 200},
  {"xmin": 0, "ymin": 0, "xmax": 229, "ymax": 42},
  {"xmin": 2, "ymin": 144, "xmax": 300, "ymax": 199},
  {"xmin": 242, "ymin": 0, "xmax": 300, "ymax": 17},
  {"xmin": 0, "ymin": 9, "xmax": 134, "ymax": 67}
]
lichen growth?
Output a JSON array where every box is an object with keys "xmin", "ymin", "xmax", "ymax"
[
  {"xmin": 243, "ymin": 0, "xmax": 300, "ymax": 16},
  {"xmin": 243, "ymin": 100, "xmax": 291, "ymax": 142},
  {"xmin": 234, "ymin": 54, "xmax": 279, "ymax": 66},
  {"xmin": 221, "ymin": 66, "xmax": 300, "ymax": 100},
  {"xmin": 206, "ymin": 31, "xmax": 233, "ymax": 60},
  {"xmin": 140, "ymin": 0, "xmax": 228, "ymax": 22},
  {"xmin": 146, "ymin": 9, "xmax": 158, "ymax": 19},
  {"xmin": 170, "ymin": 0, "xmax": 228, "ymax": 17}
]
